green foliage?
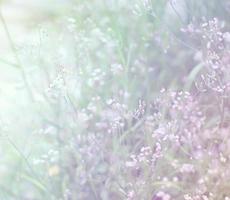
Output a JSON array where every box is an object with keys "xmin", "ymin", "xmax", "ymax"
[{"xmin": 0, "ymin": 0, "xmax": 229, "ymax": 199}]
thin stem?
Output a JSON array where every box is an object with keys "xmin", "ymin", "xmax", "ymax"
[
  {"xmin": 169, "ymin": 0, "xmax": 186, "ymax": 25},
  {"xmin": 0, "ymin": 11, "xmax": 34, "ymax": 101},
  {"xmin": 6, "ymin": 136, "xmax": 53, "ymax": 197}
]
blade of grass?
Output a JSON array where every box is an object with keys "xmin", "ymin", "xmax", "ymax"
[
  {"xmin": 0, "ymin": 10, "xmax": 34, "ymax": 101},
  {"xmin": 184, "ymin": 62, "xmax": 204, "ymax": 91}
]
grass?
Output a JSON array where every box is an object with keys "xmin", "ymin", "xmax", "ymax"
[{"xmin": 0, "ymin": 0, "xmax": 230, "ymax": 199}]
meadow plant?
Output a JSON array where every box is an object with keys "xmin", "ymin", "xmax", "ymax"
[{"xmin": 0, "ymin": 1, "xmax": 230, "ymax": 200}]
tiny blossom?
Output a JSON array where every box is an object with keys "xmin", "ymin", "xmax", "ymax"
[
  {"xmin": 180, "ymin": 163, "xmax": 195, "ymax": 173},
  {"xmin": 154, "ymin": 191, "xmax": 171, "ymax": 200},
  {"xmin": 126, "ymin": 190, "xmax": 135, "ymax": 200},
  {"xmin": 184, "ymin": 194, "xmax": 193, "ymax": 200},
  {"xmin": 111, "ymin": 63, "xmax": 123, "ymax": 75},
  {"xmin": 183, "ymin": 18, "xmax": 230, "ymax": 100},
  {"xmin": 88, "ymin": 68, "xmax": 106, "ymax": 87},
  {"xmin": 133, "ymin": 99, "xmax": 146, "ymax": 119}
]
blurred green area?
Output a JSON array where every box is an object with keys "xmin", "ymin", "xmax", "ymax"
[{"xmin": 0, "ymin": 0, "xmax": 229, "ymax": 199}]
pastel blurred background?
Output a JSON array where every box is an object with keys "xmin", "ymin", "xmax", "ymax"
[{"xmin": 0, "ymin": 0, "xmax": 229, "ymax": 199}]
